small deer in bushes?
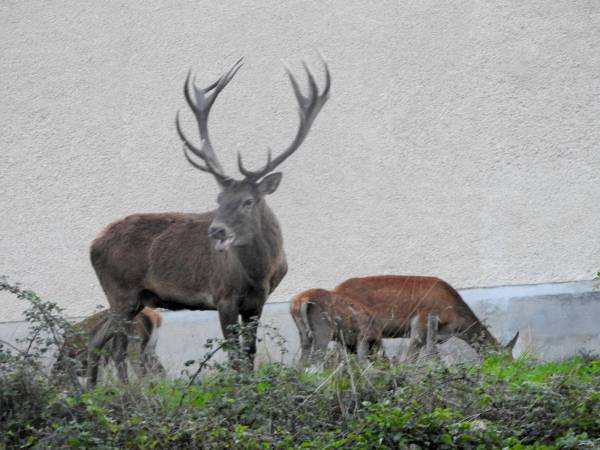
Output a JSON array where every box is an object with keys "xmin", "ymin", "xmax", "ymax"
[
  {"xmin": 291, "ymin": 276, "xmax": 519, "ymax": 364},
  {"xmin": 87, "ymin": 56, "xmax": 330, "ymax": 385},
  {"xmin": 54, "ymin": 307, "xmax": 164, "ymax": 379}
]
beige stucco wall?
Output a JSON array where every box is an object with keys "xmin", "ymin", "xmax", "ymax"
[{"xmin": 1, "ymin": 0, "xmax": 599, "ymax": 321}]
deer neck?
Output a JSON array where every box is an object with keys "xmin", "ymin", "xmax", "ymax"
[{"xmin": 231, "ymin": 202, "xmax": 282, "ymax": 287}]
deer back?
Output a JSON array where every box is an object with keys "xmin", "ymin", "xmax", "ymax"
[{"xmin": 334, "ymin": 276, "xmax": 485, "ymax": 338}]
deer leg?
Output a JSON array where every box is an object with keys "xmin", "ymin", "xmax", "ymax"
[
  {"xmin": 97, "ymin": 312, "xmax": 131, "ymax": 384},
  {"xmin": 141, "ymin": 317, "xmax": 165, "ymax": 377},
  {"xmin": 129, "ymin": 323, "xmax": 150, "ymax": 379},
  {"xmin": 112, "ymin": 329, "xmax": 130, "ymax": 384},
  {"xmin": 132, "ymin": 310, "xmax": 161, "ymax": 379},
  {"xmin": 356, "ymin": 336, "xmax": 370, "ymax": 362},
  {"xmin": 406, "ymin": 315, "xmax": 426, "ymax": 363},
  {"xmin": 88, "ymin": 298, "xmax": 139, "ymax": 386},
  {"xmin": 130, "ymin": 350, "xmax": 146, "ymax": 379},
  {"xmin": 113, "ymin": 304, "xmax": 144, "ymax": 383},
  {"xmin": 293, "ymin": 315, "xmax": 312, "ymax": 367},
  {"xmin": 137, "ymin": 344, "xmax": 153, "ymax": 378},
  {"xmin": 425, "ymin": 313, "xmax": 440, "ymax": 360},
  {"xmin": 218, "ymin": 302, "xmax": 242, "ymax": 368},
  {"xmin": 241, "ymin": 310, "xmax": 261, "ymax": 370},
  {"xmin": 87, "ymin": 317, "xmax": 118, "ymax": 387}
]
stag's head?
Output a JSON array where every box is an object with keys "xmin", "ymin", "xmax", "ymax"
[{"xmin": 176, "ymin": 56, "xmax": 330, "ymax": 251}]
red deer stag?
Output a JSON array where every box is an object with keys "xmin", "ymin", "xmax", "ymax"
[
  {"xmin": 291, "ymin": 276, "xmax": 518, "ymax": 364},
  {"xmin": 55, "ymin": 307, "xmax": 164, "ymax": 379},
  {"xmin": 87, "ymin": 56, "xmax": 330, "ymax": 385}
]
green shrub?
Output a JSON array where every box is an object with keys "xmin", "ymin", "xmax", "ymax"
[{"xmin": 1, "ymin": 277, "xmax": 599, "ymax": 449}]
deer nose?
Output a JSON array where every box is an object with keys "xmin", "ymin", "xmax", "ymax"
[{"xmin": 208, "ymin": 224, "xmax": 228, "ymax": 240}]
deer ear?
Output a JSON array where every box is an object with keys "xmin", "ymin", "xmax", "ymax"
[{"xmin": 257, "ymin": 172, "xmax": 282, "ymax": 195}]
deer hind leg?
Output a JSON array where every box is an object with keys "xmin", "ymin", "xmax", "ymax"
[
  {"xmin": 355, "ymin": 335, "xmax": 368, "ymax": 362},
  {"xmin": 405, "ymin": 315, "xmax": 427, "ymax": 362},
  {"xmin": 130, "ymin": 323, "xmax": 162, "ymax": 378},
  {"xmin": 293, "ymin": 315, "xmax": 312, "ymax": 367},
  {"xmin": 88, "ymin": 317, "xmax": 117, "ymax": 386},
  {"xmin": 87, "ymin": 314, "xmax": 130, "ymax": 386},
  {"xmin": 425, "ymin": 313, "xmax": 440, "ymax": 360},
  {"xmin": 129, "ymin": 316, "xmax": 152, "ymax": 379},
  {"xmin": 112, "ymin": 319, "xmax": 135, "ymax": 383},
  {"xmin": 129, "ymin": 343, "xmax": 147, "ymax": 379}
]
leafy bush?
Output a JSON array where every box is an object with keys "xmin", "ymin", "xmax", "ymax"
[{"xmin": 1, "ymin": 278, "xmax": 599, "ymax": 449}]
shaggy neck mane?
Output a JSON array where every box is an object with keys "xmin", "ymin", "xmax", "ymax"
[{"xmin": 229, "ymin": 201, "xmax": 282, "ymax": 286}]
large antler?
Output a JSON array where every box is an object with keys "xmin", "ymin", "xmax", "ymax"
[
  {"xmin": 176, "ymin": 58, "xmax": 243, "ymax": 184},
  {"xmin": 237, "ymin": 54, "xmax": 331, "ymax": 181}
]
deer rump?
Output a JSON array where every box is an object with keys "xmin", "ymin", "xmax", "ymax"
[
  {"xmin": 291, "ymin": 288, "xmax": 384, "ymax": 364},
  {"xmin": 55, "ymin": 307, "xmax": 164, "ymax": 379},
  {"xmin": 291, "ymin": 276, "xmax": 519, "ymax": 364}
]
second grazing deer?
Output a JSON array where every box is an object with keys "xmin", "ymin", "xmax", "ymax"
[{"xmin": 291, "ymin": 276, "xmax": 519, "ymax": 364}]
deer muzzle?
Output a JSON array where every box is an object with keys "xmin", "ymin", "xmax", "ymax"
[{"xmin": 208, "ymin": 223, "xmax": 235, "ymax": 252}]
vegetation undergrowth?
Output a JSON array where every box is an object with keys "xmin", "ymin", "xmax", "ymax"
[{"xmin": 1, "ymin": 277, "xmax": 599, "ymax": 449}]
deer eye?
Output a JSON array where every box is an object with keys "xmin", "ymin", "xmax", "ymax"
[{"xmin": 242, "ymin": 198, "xmax": 254, "ymax": 208}]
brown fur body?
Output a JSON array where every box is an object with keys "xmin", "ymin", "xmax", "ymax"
[
  {"xmin": 291, "ymin": 276, "xmax": 518, "ymax": 364},
  {"xmin": 91, "ymin": 211, "xmax": 286, "ymax": 313}
]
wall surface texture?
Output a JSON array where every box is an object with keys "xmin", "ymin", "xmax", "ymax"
[{"xmin": 1, "ymin": 0, "xmax": 599, "ymax": 320}]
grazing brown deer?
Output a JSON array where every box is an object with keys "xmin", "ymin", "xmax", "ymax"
[
  {"xmin": 87, "ymin": 56, "xmax": 330, "ymax": 385},
  {"xmin": 291, "ymin": 276, "xmax": 519, "ymax": 364},
  {"xmin": 54, "ymin": 307, "xmax": 164, "ymax": 378}
]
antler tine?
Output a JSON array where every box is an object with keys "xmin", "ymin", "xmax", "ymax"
[
  {"xmin": 286, "ymin": 62, "xmax": 305, "ymax": 111},
  {"xmin": 182, "ymin": 144, "xmax": 210, "ymax": 173},
  {"xmin": 302, "ymin": 61, "xmax": 319, "ymax": 107},
  {"xmin": 198, "ymin": 57, "xmax": 244, "ymax": 111},
  {"xmin": 238, "ymin": 54, "xmax": 330, "ymax": 181},
  {"xmin": 318, "ymin": 50, "xmax": 332, "ymax": 99},
  {"xmin": 175, "ymin": 111, "xmax": 228, "ymax": 181},
  {"xmin": 237, "ymin": 148, "xmax": 272, "ymax": 179},
  {"xmin": 176, "ymin": 58, "xmax": 244, "ymax": 184}
]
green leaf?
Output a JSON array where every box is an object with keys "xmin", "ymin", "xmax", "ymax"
[{"xmin": 67, "ymin": 437, "xmax": 81, "ymax": 448}]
